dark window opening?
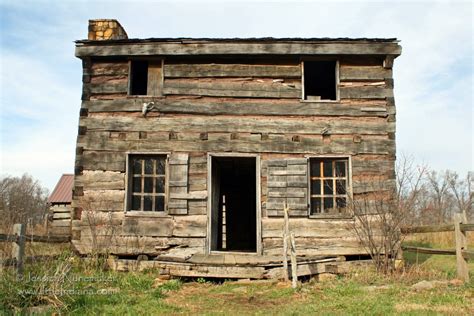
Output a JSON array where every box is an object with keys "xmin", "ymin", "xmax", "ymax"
[
  {"xmin": 128, "ymin": 155, "xmax": 166, "ymax": 212},
  {"xmin": 304, "ymin": 61, "xmax": 337, "ymax": 101},
  {"xmin": 310, "ymin": 158, "xmax": 348, "ymax": 215},
  {"xmin": 210, "ymin": 157, "xmax": 257, "ymax": 252},
  {"xmin": 130, "ymin": 61, "xmax": 148, "ymax": 95}
]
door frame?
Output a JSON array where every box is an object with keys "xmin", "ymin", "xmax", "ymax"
[{"xmin": 206, "ymin": 153, "xmax": 262, "ymax": 255}]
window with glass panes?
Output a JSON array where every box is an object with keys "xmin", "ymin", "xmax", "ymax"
[
  {"xmin": 309, "ymin": 158, "xmax": 348, "ymax": 215},
  {"xmin": 128, "ymin": 155, "xmax": 166, "ymax": 212}
]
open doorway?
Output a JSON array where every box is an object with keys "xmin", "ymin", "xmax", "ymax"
[{"xmin": 210, "ymin": 156, "xmax": 257, "ymax": 252}]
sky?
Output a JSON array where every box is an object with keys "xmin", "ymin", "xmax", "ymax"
[{"xmin": 0, "ymin": 0, "xmax": 472, "ymax": 191}]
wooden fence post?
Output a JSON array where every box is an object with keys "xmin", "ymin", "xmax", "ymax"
[
  {"xmin": 12, "ymin": 223, "xmax": 26, "ymax": 276},
  {"xmin": 282, "ymin": 204, "xmax": 289, "ymax": 281},
  {"xmin": 290, "ymin": 232, "xmax": 298, "ymax": 289},
  {"xmin": 454, "ymin": 214, "xmax": 469, "ymax": 282},
  {"xmin": 282, "ymin": 204, "xmax": 298, "ymax": 288}
]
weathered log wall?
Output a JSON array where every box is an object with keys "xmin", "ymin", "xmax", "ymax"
[{"xmin": 73, "ymin": 54, "xmax": 396, "ymax": 258}]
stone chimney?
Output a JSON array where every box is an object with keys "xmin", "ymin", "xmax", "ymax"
[{"xmin": 88, "ymin": 19, "xmax": 128, "ymax": 40}]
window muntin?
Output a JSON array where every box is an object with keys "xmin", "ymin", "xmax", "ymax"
[
  {"xmin": 128, "ymin": 155, "xmax": 166, "ymax": 212},
  {"xmin": 310, "ymin": 158, "xmax": 348, "ymax": 215},
  {"xmin": 303, "ymin": 61, "xmax": 337, "ymax": 101}
]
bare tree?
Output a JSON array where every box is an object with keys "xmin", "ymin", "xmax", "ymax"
[
  {"xmin": 425, "ymin": 170, "xmax": 452, "ymax": 224},
  {"xmin": 349, "ymin": 156, "xmax": 427, "ymax": 274},
  {"xmin": 447, "ymin": 171, "xmax": 473, "ymax": 221},
  {"xmin": 78, "ymin": 196, "xmax": 119, "ymax": 259},
  {"xmin": 0, "ymin": 174, "xmax": 49, "ymax": 229}
]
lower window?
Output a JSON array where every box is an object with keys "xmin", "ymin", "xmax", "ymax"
[
  {"xmin": 310, "ymin": 158, "xmax": 349, "ymax": 215},
  {"xmin": 128, "ymin": 155, "xmax": 166, "ymax": 212}
]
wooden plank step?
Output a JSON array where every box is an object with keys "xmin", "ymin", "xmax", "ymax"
[{"xmin": 184, "ymin": 254, "xmax": 338, "ymax": 267}]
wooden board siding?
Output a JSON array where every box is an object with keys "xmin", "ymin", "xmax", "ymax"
[
  {"xmin": 168, "ymin": 153, "xmax": 189, "ymax": 215},
  {"xmin": 73, "ymin": 53, "xmax": 397, "ymax": 258},
  {"xmin": 49, "ymin": 205, "xmax": 72, "ymax": 236},
  {"xmin": 266, "ymin": 159, "xmax": 308, "ymax": 217}
]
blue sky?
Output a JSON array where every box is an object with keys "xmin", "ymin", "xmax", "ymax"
[{"xmin": 0, "ymin": 0, "xmax": 472, "ymax": 191}]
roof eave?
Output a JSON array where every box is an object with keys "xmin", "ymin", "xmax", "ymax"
[{"xmin": 75, "ymin": 39, "xmax": 402, "ymax": 58}]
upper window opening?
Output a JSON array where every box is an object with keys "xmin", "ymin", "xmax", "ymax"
[
  {"xmin": 304, "ymin": 61, "xmax": 337, "ymax": 101},
  {"xmin": 128, "ymin": 155, "xmax": 166, "ymax": 212},
  {"xmin": 130, "ymin": 61, "xmax": 148, "ymax": 95},
  {"xmin": 310, "ymin": 158, "xmax": 348, "ymax": 215},
  {"xmin": 129, "ymin": 60, "xmax": 162, "ymax": 96}
]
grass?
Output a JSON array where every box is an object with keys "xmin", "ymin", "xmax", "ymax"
[
  {"xmin": 2, "ymin": 257, "xmax": 472, "ymax": 315},
  {"xmin": 161, "ymin": 274, "xmax": 473, "ymax": 315},
  {"xmin": 1, "ymin": 231, "xmax": 473, "ymax": 315}
]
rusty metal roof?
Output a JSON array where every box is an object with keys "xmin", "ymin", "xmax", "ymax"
[{"xmin": 48, "ymin": 174, "xmax": 74, "ymax": 204}]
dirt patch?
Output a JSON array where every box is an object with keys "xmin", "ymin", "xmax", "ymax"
[
  {"xmin": 164, "ymin": 282, "xmax": 307, "ymax": 314},
  {"xmin": 395, "ymin": 303, "xmax": 470, "ymax": 314}
]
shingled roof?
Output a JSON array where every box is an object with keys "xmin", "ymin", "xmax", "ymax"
[{"xmin": 47, "ymin": 174, "xmax": 74, "ymax": 204}]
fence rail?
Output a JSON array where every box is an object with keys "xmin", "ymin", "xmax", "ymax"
[
  {"xmin": 401, "ymin": 214, "xmax": 471, "ymax": 282},
  {"xmin": 0, "ymin": 233, "xmax": 70, "ymax": 243},
  {"xmin": 401, "ymin": 223, "xmax": 474, "ymax": 234},
  {"xmin": 0, "ymin": 223, "xmax": 70, "ymax": 275}
]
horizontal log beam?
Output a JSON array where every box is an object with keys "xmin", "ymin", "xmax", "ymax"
[
  {"xmin": 339, "ymin": 66, "xmax": 392, "ymax": 81},
  {"xmin": 83, "ymin": 98, "xmax": 389, "ymax": 117},
  {"xmin": 340, "ymin": 85, "xmax": 392, "ymax": 99},
  {"xmin": 163, "ymin": 79, "xmax": 301, "ymax": 98},
  {"xmin": 81, "ymin": 150, "xmax": 393, "ymax": 174},
  {"xmin": 90, "ymin": 83, "xmax": 128, "ymax": 94},
  {"xmin": 75, "ymin": 42, "xmax": 402, "ymax": 57},
  {"xmin": 82, "ymin": 116, "xmax": 391, "ymax": 135},
  {"xmin": 164, "ymin": 63, "xmax": 301, "ymax": 78},
  {"xmin": 90, "ymin": 62, "xmax": 129, "ymax": 76},
  {"xmin": 79, "ymin": 134, "xmax": 394, "ymax": 156}
]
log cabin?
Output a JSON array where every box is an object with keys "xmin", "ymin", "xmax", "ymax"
[{"xmin": 72, "ymin": 19, "xmax": 401, "ymax": 277}]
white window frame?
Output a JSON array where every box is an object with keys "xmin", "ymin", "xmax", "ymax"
[{"xmin": 124, "ymin": 152, "xmax": 171, "ymax": 217}]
